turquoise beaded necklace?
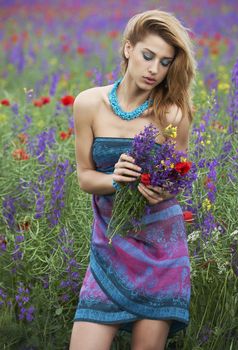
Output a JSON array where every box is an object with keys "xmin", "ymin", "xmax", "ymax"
[{"xmin": 108, "ymin": 78, "xmax": 153, "ymax": 121}]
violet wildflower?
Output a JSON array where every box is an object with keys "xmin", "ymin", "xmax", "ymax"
[
  {"xmin": 26, "ymin": 128, "xmax": 57, "ymax": 162},
  {"xmin": 15, "ymin": 282, "xmax": 35, "ymax": 322},
  {"xmin": 206, "ymin": 159, "xmax": 218, "ymax": 203},
  {"xmin": 12, "ymin": 234, "xmax": 24, "ymax": 265},
  {"xmin": 20, "ymin": 114, "xmax": 32, "ymax": 133},
  {"xmin": 50, "ymin": 72, "xmax": 60, "ymax": 96},
  {"xmin": 107, "ymin": 124, "xmax": 197, "ymax": 244},
  {"xmin": 33, "ymin": 183, "xmax": 45, "ymax": 220},
  {"xmin": 48, "ymin": 160, "xmax": 70, "ymax": 226},
  {"xmin": 202, "ymin": 212, "xmax": 218, "ymax": 237},
  {"xmin": 0, "ymin": 288, "xmax": 7, "ymax": 307},
  {"xmin": 57, "ymin": 228, "xmax": 81, "ymax": 294},
  {"xmin": 2, "ymin": 195, "xmax": 16, "ymax": 230},
  {"xmin": 0, "ymin": 234, "xmax": 7, "ymax": 253}
]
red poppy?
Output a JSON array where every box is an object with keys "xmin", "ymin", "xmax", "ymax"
[
  {"xmin": 12, "ymin": 149, "xmax": 29, "ymax": 160},
  {"xmin": 41, "ymin": 96, "xmax": 50, "ymax": 104},
  {"xmin": 33, "ymin": 99, "xmax": 43, "ymax": 107},
  {"xmin": 214, "ymin": 32, "xmax": 222, "ymax": 41},
  {"xmin": 1, "ymin": 99, "xmax": 10, "ymax": 106},
  {"xmin": 108, "ymin": 30, "xmax": 119, "ymax": 39},
  {"xmin": 77, "ymin": 46, "xmax": 86, "ymax": 55},
  {"xmin": 60, "ymin": 131, "xmax": 70, "ymax": 140},
  {"xmin": 62, "ymin": 44, "xmax": 70, "ymax": 53},
  {"xmin": 11, "ymin": 34, "xmax": 19, "ymax": 43},
  {"xmin": 197, "ymin": 38, "xmax": 206, "ymax": 46},
  {"xmin": 140, "ymin": 173, "xmax": 151, "ymax": 186},
  {"xmin": 183, "ymin": 211, "xmax": 194, "ymax": 223},
  {"xmin": 174, "ymin": 161, "xmax": 192, "ymax": 176},
  {"xmin": 60, "ymin": 95, "xmax": 75, "ymax": 106}
]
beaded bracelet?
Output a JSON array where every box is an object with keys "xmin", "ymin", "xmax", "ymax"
[{"xmin": 112, "ymin": 179, "xmax": 121, "ymax": 191}]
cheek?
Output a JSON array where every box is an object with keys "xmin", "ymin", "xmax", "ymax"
[
  {"xmin": 133, "ymin": 55, "xmax": 145, "ymax": 67},
  {"xmin": 161, "ymin": 68, "xmax": 169, "ymax": 79}
]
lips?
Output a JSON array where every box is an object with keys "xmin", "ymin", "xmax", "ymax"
[
  {"xmin": 144, "ymin": 76, "xmax": 156, "ymax": 82},
  {"xmin": 143, "ymin": 76, "xmax": 156, "ymax": 84}
]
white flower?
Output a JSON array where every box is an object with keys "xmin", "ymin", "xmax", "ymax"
[
  {"xmin": 188, "ymin": 230, "xmax": 200, "ymax": 242},
  {"xmin": 230, "ymin": 230, "xmax": 238, "ymax": 239}
]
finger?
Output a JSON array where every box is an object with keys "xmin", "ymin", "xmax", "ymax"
[
  {"xmin": 139, "ymin": 184, "xmax": 160, "ymax": 198},
  {"xmin": 113, "ymin": 174, "xmax": 138, "ymax": 183},
  {"xmin": 138, "ymin": 184, "xmax": 163, "ymax": 201},
  {"xmin": 114, "ymin": 167, "xmax": 141, "ymax": 178},
  {"xmin": 114, "ymin": 161, "xmax": 141, "ymax": 179},
  {"xmin": 138, "ymin": 184, "xmax": 163, "ymax": 204},
  {"xmin": 115, "ymin": 160, "xmax": 141, "ymax": 172},
  {"xmin": 147, "ymin": 185, "xmax": 164, "ymax": 195},
  {"xmin": 119, "ymin": 153, "xmax": 136, "ymax": 163}
]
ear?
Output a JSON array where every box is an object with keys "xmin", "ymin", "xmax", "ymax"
[{"xmin": 124, "ymin": 40, "xmax": 132, "ymax": 59}]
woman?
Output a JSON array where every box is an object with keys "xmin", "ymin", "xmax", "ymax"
[{"xmin": 70, "ymin": 9, "xmax": 196, "ymax": 350}]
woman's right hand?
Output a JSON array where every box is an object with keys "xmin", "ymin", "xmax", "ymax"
[{"xmin": 112, "ymin": 153, "xmax": 142, "ymax": 184}]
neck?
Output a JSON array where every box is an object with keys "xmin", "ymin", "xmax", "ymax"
[{"xmin": 117, "ymin": 74, "xmax": 152, "ymax": 112}]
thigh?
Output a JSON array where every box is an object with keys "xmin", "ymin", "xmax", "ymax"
[
  {"xmin": 131, "ymin": 319, "xmax": 172, "ymax": 350},
  {"xmin": 69, "ymin": 321, "xmax": 120, "ymax": 350}
]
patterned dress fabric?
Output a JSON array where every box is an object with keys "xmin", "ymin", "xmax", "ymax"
[{"xmin": 74, "ymin": 137, "xmax": 191, "ymax": 337}]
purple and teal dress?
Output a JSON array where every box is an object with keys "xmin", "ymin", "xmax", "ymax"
[{"xmin": 74, "ymin": 137, "xmax": 191, "ymax": 337}]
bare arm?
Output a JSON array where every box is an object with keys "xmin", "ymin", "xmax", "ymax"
[
  {"xmin": 74, "ymin": 90, "xmax": 141, "ymax": 195},
  {"xmin": 74, "ymin": 90, "xmax": 115, "ymax": 195}
]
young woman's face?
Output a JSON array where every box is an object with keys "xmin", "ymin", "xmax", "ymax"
[{"xmin": 124, "ymin": 33, "xmax": 175, "ymax": 89}]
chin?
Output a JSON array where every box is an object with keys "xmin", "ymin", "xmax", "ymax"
[{"xmin": 137, "ymin": 79, "xmax": 153, "ymax": 90}]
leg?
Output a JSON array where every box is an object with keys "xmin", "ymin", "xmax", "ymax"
[
  {"xmin": 131, "ymin": 319, "xmax": 172, "ymax": 350},
  {"xmin": 69, "ymin": 321, "xmax": 121, "ymax": 350}
]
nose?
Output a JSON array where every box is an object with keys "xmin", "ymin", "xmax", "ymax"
[{"xmin": 148, "ymin": 59, "xmax": 159, "ymax": 75}]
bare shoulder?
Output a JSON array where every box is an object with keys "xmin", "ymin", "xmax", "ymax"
[
  {"xmin": 73, "ymin": 86, "xmax": 102, "ymax": 115},
  {"xmin": 73, "ymin": 85, "xmax": 112, "ymax": 118},
  {"xmin": 166, "ymin": 104, "xmax": 183, "ymax": 126}
]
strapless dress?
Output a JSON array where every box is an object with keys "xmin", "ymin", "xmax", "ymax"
[{"xmin": 74, "ymin": 137, "xmax": 191, "ymax": 337}]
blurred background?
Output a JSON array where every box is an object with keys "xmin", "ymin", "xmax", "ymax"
[{"xmin": 0, "ymin": 1, "xmax": 238, "ymax": 350}]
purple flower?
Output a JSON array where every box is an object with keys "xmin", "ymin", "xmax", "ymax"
[
  {"xmin": 15, "ymin": 282, "xmax": 35, "ymax": 322},
  {"xmin": 56, "ymin": 227, "xmax": 81, "ymax": 294},
  {"xmin": 47, "ymin": 160, "xmax": 72, "ymax": 226},
  {"xmin": 2, "ymin": 195, "xmax": 16, "ymax": 230},
  {"xmin": 0, "ymin": 288, "xmax": 7, "ymax": 307}
]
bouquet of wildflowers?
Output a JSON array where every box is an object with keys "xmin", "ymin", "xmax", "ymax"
[{"xmin": 107, "ymin": 124, "xmax": 197, "ymax": 245}]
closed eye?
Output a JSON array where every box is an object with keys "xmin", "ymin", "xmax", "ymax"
[
  {"xmin": 160, "ymin": 58, "xmax": 172, "ymax": 67},
  {"xmin": 143, "ymin": 52, "xmax": 153, "ymax": 61},
  {"xmin": 143, "ymin": 52, "xmax": 172, "ymax": 67}
]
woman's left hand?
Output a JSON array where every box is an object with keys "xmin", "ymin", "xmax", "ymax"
[{"xmin": 137, "ymin": 184, "xmax": 174, "ymax": 205}]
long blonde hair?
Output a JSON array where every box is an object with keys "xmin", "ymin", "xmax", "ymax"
[{"xmin": 119, "ymin": 9, "xmax": 197, "ymax": 126}]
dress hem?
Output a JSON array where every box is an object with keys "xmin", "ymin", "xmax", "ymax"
[{"xmin": 90, "ymin": 250, "xmax": 189, "ymax": 336}]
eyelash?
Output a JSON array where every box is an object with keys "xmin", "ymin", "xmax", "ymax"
[{"xmin": 142, "ymin": 53, "xmax": 171, "ymax": 67}]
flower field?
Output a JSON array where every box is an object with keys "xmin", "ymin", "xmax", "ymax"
[{"xmin": 0, "ymin": 0, "xmax": 238, "ymax": 349}]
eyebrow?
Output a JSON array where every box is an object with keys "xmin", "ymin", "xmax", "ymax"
[{"xmin": 143, "ymin": 47, "xmax": 174, "ymax": 59}]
